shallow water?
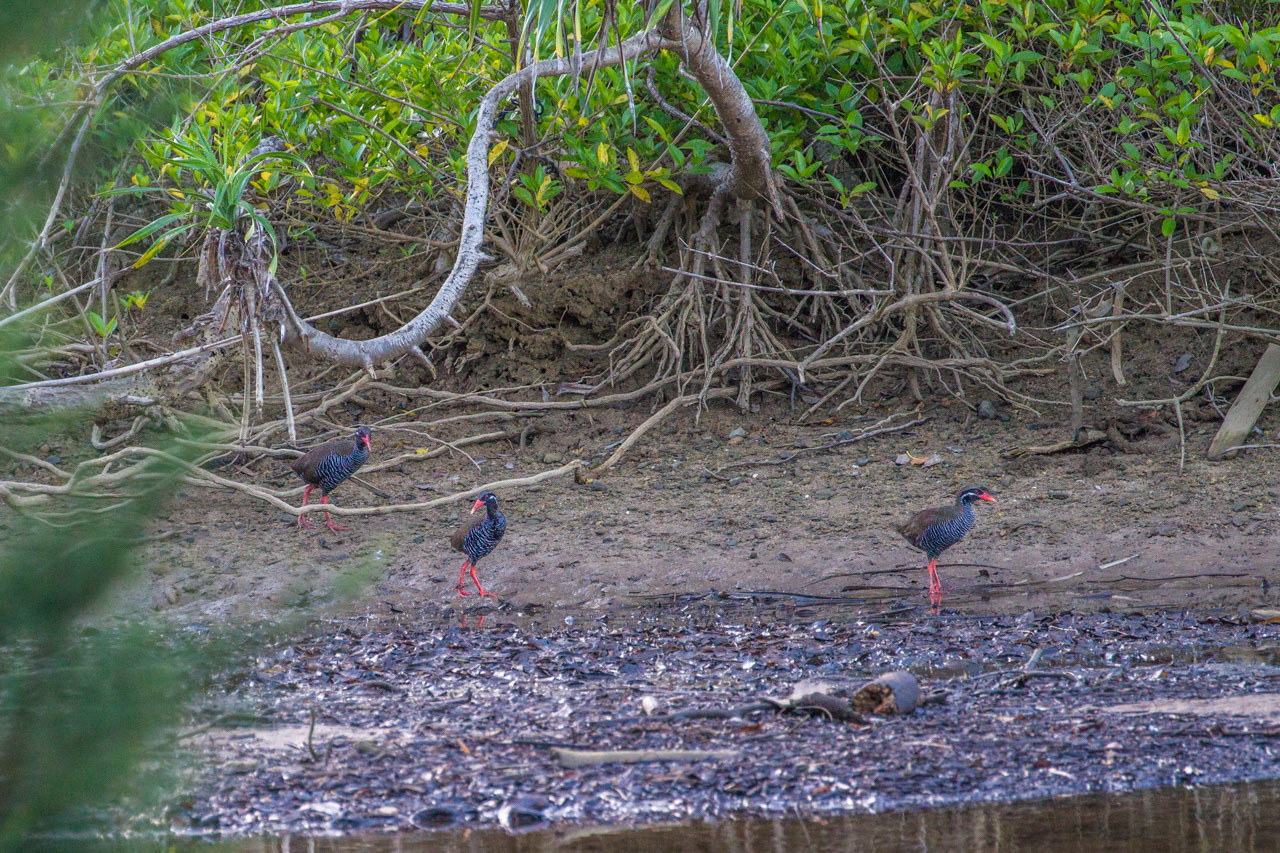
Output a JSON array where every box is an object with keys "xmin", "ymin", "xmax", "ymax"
[{"xmin": 187, "ymin": 777, "xmax": 1280, "ymax": 852}]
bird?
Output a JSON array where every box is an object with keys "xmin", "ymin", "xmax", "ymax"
[
  {"xmin": 897, "ymin": 486, "xmax": 996, "ymax": 609},
  {"xmin": 450, "ymin": 491, "xmax": 506, "ymax": 598},
  {"xmin": 289, "ymin": 426, "xmax": 372, "ymax": 532}
]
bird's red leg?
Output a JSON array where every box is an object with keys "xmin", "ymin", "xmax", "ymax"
[
  {"xmin": 321, "ymin": 494, "xmax": 349, "ymax": 532},
  {"xmin": 928, "ymin": 559, "xmax": 943, "ymax": 610},
  {"xmin": 455, "ymin": 561, "xmax": 473, "ymax": 596},
  {"xmin": 470, "ymin": 563, "xmax": 497, "ymax": 598},
  {"xmin": 297, "ymin": 485, "xmax": 316, "ymax": 529}
]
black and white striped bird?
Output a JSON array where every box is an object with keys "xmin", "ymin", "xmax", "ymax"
[
  {"xmin": 898, "ymin": 486, "xmax": 996, "ymax": 609},
  {"xmin": 289, "ymin": 426, "xmax": 372, "ymax": 532},
  {"xmin": 450, "ymin": 490, "xmax": 506, "ymax": 597}
]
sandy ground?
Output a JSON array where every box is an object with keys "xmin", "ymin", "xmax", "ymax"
[{"xmin": 127, "ymin": 394, "xmax": 1280, "ymax": 625}]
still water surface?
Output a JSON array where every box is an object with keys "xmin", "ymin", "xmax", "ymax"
[{"xmin": 209, "ymin": 778, "xmax": 1280, "ymax": 853}]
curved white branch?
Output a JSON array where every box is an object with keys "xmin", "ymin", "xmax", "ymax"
[{"xmin": 274, "ymin": 27, "xmax": 677, "ymax": 367}]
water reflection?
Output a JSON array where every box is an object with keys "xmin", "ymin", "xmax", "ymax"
[{"xmin": 215, "ymin": 778, "xmax": 1280, "ymax": 853}]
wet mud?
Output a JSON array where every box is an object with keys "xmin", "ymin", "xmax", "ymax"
[{"xmin": 159, "ymin": 605, "xmax": 1280, "ymax": 839}]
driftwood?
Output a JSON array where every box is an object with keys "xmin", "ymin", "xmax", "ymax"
[
  {"xmin": 1002, "ymin": 428, "xmax": 1107, "ymax": 458},
  {"xmin": 762, "ymin": 672, "xmax": 923, "ymax": 722},
  {"xmin": 1207, "ymin": 343, "xmax": 1280, "ymax": 460},
  {"xmin": 552, "ymin": 748, "xmax": 739, "ymax": 768},
  {"xmin": 850, "ymin": 671, "xmax": 921, "ymax": 715}
]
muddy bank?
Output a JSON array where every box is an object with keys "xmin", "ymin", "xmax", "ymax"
[
  {"xmin": 166, "ymin": 606, "xmax": 1280, "ymax": 837},
  {"xmin": 125, "ymin": 401, "xmax": 1280, "ymax": 625}
]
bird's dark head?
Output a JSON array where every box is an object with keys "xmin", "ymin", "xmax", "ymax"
[
  {"xmin": 471, "ymin": 490, "xmax": 498, "ymax": 513},
  {"xmin": 957, "ymin": 486, "xmax": 996, "ymax": 505},
  {"xmin": 355, "ymin": 426, "xmax": 372, "ymax": 449}
]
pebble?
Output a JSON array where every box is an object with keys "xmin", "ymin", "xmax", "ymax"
[
  {"xmin": 542, "ymin": 451, "xmax": 565, "ymax": 464},
  {"xmin": 728, "ymin": 427, "xmax": 746, "ymax": 439},
  {"xmin": 978, "ymin": 400, "xmax": 998, "ymax": 419}
]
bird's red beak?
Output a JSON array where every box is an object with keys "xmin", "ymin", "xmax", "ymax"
[
  {"xmin": 363, "ymin": 434, "xmax": 372, "ymax": 448},
  {"xmin": 980, "ymin": 493, "xmax": 996, "ymax": 502},
  {"xmin": 470, "ymin": 498, "xmax": 485, "ymax": 513}
]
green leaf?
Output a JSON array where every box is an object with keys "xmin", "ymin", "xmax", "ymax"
[
  {"xmin": 1175, "ymin": 117, "xmax": 1190, "ymax": 145},
  {"xmin": 1161, "ymin": 217, "xmax": 1177, "ymax": 237},
  {"xmin": 114, "ymin": 213, "xmax": 187, "ymax": 249}
]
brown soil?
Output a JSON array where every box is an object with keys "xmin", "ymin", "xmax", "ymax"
[
  {"xmin": 54, "ymin": 248, "xmax": 1280, "ymax": 623},
  {"xmin": 132, "ymin": 393, "xmax": 1280, "ymax": 623}
]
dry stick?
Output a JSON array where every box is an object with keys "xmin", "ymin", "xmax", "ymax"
[
  {"xmin": 591, "ymin": 391, "xmax": 725, "ymax": 475},
  {"xmin": 552, "ymin": 748, "xmax": 739, "ymax": 768},
  {"xmin": 117, "ymin": 446, "xmax": 584, "ymax": 519},
  {"xmin": 710, "ymin": 415, "xmax": 929, "ymax": 476},
  {"xmin": 1110, "ymin": 282, "xmax": 1128, "ymax": 386},
  {"xmin": 0, "ymin": 278, "xmax": 103, "ymax": 329},
  {"xmin": 271, "ymin": 338, "xmax": 297, "ymax": 444}
]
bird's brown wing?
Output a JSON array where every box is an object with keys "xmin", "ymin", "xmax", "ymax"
[
  {"xmin": 289, "ymin": 438, "xmax": 355, "ymax": 481},
  {"xmin": 450, "ymin": 511, "xmax": 485, "ymax": 552},
  {"xmin": 897, "ymin": 505, "xmax": 948, "ymax": 547}
]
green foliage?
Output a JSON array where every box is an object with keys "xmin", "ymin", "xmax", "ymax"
[
  {"xmin": 512, "ymin": 164, "xmax": 563, "ymax": 211},
  {"xmin": 5, "ymin": 0, "xmax": 1279, "ymax": 280},
  {"xmin": 114, "ymin": 119, "xmax": 311, "ymax": 272},
  {"xmin": 0, "ymin": 399, "xmax": 200, "ymax": 846},
  {"xmin": 83, "ymin": 309, "xmax": 116, "ymax": 338}
]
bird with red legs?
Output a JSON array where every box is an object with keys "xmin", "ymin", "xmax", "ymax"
[
  {"xmin": 289, "ymin": 426, "xmax": 372, "ymax": 532},
  {"xmin": 898, "ymin": 486, "xmax": 996, "ymax": 611},
  {"xmin": 450, "ymin": 491, "xmax": 506, "ymax": 598}
]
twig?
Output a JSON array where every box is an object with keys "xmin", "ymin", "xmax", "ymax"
[
  {"xmin": 552, "ymin": 747, "xmax": 740, "ymax": 767},
  {"xmin": 271, "ymin": 338, "xmax": 297, "ymax": 444},
  {"xmin": 710, "ymin": 416, "xmax": 928, "ymax": 475}
]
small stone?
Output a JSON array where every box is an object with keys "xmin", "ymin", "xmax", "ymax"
[
  {"xmin": 998, "ymin": 413, "xmax": 1011, "ymax": 421},
  {"xmin": 541, "ymin": 451, "xmax": 564, "ymax": 464},
  {"xmin": 978, "ymin": 400, "xmax": 998, "ymax": 419},
  {"xmin": 813, "ymin": 490, "xmax": 834, "ymax": 500},
  {"xmin": 45, "ymin": 455, "xmax": 60, "ymax": 465},
  {"xmin": 504, "ymin": 461, "xmax": 515, "ymax": 470},
  {"xmin": 728, "ymin": 427, "xmax": 746, "ymax": 439},
  {"xmin": 1083, "ymin": 387, "xmax": 1100, "ymax": 401}
]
